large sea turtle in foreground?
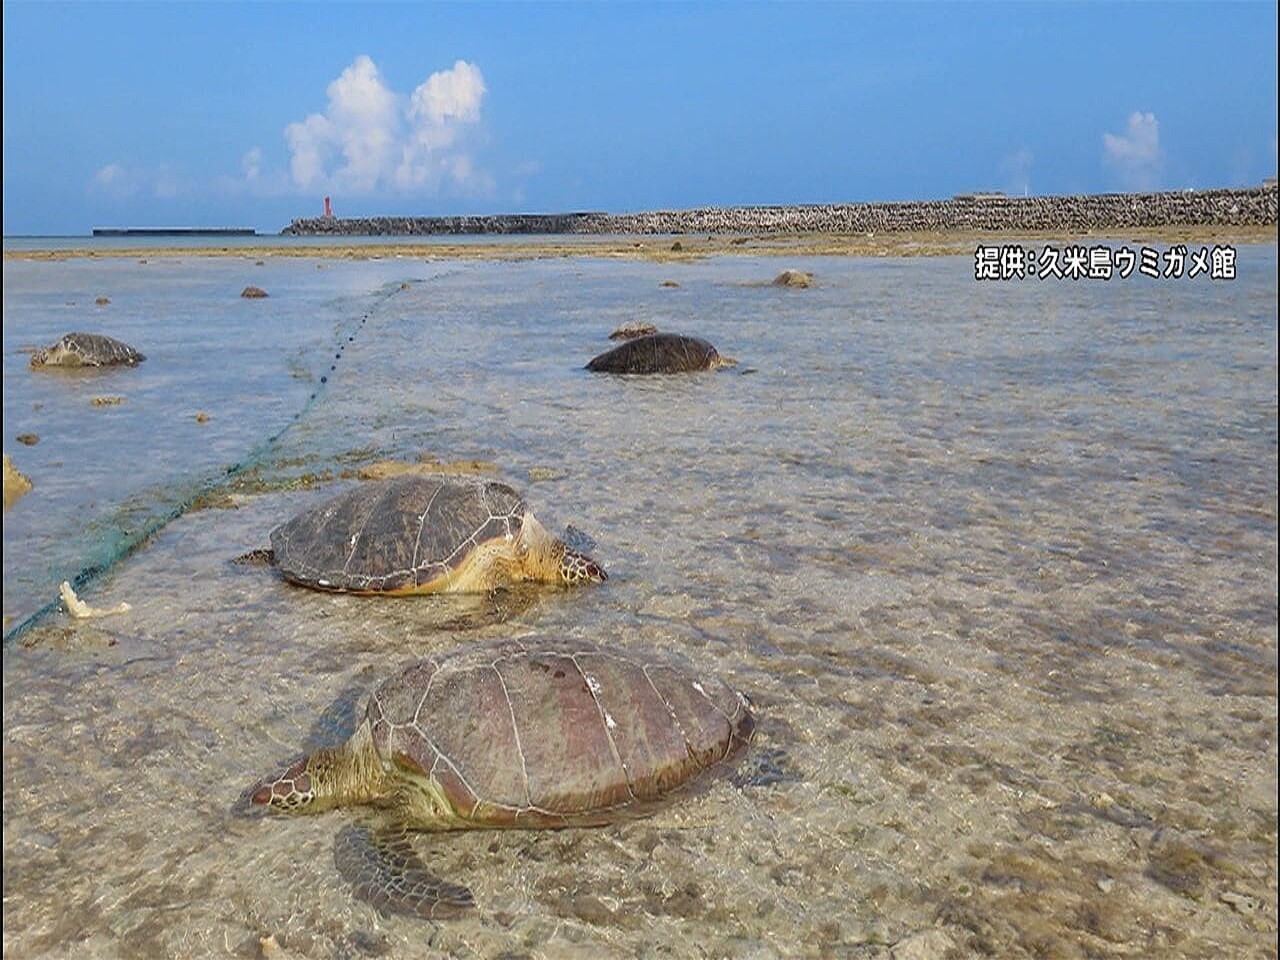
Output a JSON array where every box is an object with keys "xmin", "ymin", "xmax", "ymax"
[
  {"xmin": 586, "ymin": 332, "xmax": 736, "ymax": 374},
  {"xmin": 262, "ymin": 474, "xmax": 605, "ymax": 593},
  {"xmin": 244, "ymin": 636, "xmax": 755, "ymax": 918},
  {"xmin": 29, "ymin": 332, "xmax": 146, "ymax": 369}
]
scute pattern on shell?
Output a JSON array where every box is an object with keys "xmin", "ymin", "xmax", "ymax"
[
  {"xmin": 367, "ymin": 637, "xmax": 754, "ymax": 826},
  {"xmin": 269, "ymin": 475, "xmax": 526, "ymax": 592}
]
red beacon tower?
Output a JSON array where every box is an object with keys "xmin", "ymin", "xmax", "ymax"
[{"xmin": 323, "ymin": 196, "xmax": 334, "ymax": 218}]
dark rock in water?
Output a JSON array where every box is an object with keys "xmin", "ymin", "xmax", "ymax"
[
  {"xmin": 29, "ymin": 332, "xmax": 145, "ymax": 369},
  {"xmin": 240, "ymin": 285, "xmax": 269, "ymax": 298},
  {"xmin": 16, "ymin": 434, "xmax": 39, "ymax": 446},
  {"xmin": 586, "ymin": 333, "xmax": 736, "ymax": 374}
]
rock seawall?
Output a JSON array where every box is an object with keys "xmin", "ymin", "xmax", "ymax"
[{"xmin": 282, "ymin": 186, "xmax": 1277, "ymax": 237}]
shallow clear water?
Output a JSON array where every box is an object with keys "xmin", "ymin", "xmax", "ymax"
[{"xmin": 3, "ymin": 248, "xmax": 1276, "ymax": 958}]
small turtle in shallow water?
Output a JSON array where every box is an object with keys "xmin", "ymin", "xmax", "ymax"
[
  {"xmin": 243, "ymin": 636, "xmax": 755, "ymax": 918},
  {"xmin": 29, "ymin": 332, "xmax": 145, "ymax": 369},
  {"xmin": 258, "ymin": 474, "xmax": 605, "ymax": 593},
  {"xmin": 608, "ymin": 321, "xmax": 659, "ymax": 341},
  {"xmin": 771, "ymin": 269, "xmax": 813, "ymax": 288},
  {"xmin": 586, "ymin": 332, "xmax": 735, "ymax": 374}
]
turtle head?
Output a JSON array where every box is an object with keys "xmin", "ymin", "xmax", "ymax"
[
  {"xmin": 709, "ymin": 348, "xmax": 738, "ymax": 370},
  {"xmin": 245, "ymin": 749, "xmax": 345, "ymax": 815},
  {"xmin": 558, "ymin": 547, "xmax": 607, "ymax": 585},
  {"xmin": 517, "ymin": 512, "xmax": 607, "ymax": 586}
]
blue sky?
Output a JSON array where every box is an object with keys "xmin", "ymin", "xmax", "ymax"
[{"xmin": 2, "ymin": 1, "xmax": 1276, "ymax": 235}]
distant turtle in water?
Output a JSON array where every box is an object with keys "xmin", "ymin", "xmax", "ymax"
[
  {"xmin": 771, "ymin": 269, "xmax": 813, "ymax": 288},
  {"xmin": 255, "ymin": 474, "xmax": 605, "ymax": 593},
  {"xmin": 29, "ymin": 332, "xmax": 145, "ymax": 369},
  {"xmin": 586, "ymin": 332, "xmax": 736, "ymax": 374},
  {"xmin": 608, "ymin": 321, "xmax": 659, "ymax": 341},
  {"xmin": 242, "ymin": 636, "xmax": 755, "ymax": 918}
]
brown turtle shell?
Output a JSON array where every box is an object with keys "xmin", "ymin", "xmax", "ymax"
[
  {"xmin": 586, "ymin": 333, "xmax": 722, "ymax": 374},
  {"xmin": 367, "ymin": 637, "xmax": 755, "ymax": 826},
  {"xmin": 269, "ymin": 475, "xmax": 525, "ymax": 593}
]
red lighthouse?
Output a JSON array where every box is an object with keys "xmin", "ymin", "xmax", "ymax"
[{"xmin": 323, "ymin": 196, "xmax": 333, "ymax": 218}]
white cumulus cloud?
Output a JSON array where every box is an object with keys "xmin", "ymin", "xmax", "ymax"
[
  {"xmin": 1103, "ymin": 111, "xmax": 1163, "ymax": 191},
  {"xmin": 412, "ymin": 59, "xmax": 485, "ymax": 126},
  {"xmin": 94, "ymin": 164, "xmax": 126, "ymax": 187},
  {"xmin": 242, "ymin": 147, "xmax": 263, "ymax": 181},
  {"xmin": 283, "ymin": 55, "xmax": 489, "ymax": 196}
]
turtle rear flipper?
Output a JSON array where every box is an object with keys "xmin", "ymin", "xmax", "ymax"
[{"xmin": 334, "ymin": 823, "xmax": 474, "ymax": 920}]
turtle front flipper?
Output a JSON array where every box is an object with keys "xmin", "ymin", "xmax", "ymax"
[{"xmin": 334, "ymin": 822, "xmax": 474, "ymax": 920}]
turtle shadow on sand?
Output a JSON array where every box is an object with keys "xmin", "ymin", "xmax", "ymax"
[
  {"xmin": 235, "ymin": 636, "xmax": 755, "ymax": 920},
  {"xmin": 235, "ymin": 474, "xmax": 607, "ymax": 596}
]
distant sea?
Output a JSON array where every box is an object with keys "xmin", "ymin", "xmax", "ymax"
[{"xmin": 3, "ymin": 240, "xmax": 1276, "ymax": 957}]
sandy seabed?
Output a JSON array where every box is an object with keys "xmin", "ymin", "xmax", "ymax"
[{"xmin": 3, "ymin": 249, "xmax": 1275, "ymax": 959}]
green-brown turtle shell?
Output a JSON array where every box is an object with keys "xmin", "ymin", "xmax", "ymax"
[
  {"xmin": 269, "ymin": 475, "xmax": 527, "ymax": 593},
  {"xmin": 370, "ymin": 637, "xmax": 755, "ymax": 827},
  {"xmin": 29, "ymin": 332, "xmax": 146, "ymax": 368},
  {"xmin": 585, "ymin": 333, "xmax": 724, "ymax": 374}
]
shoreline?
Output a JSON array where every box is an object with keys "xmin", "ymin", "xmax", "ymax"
[{"xmin": 5, "ymin": 224, "xmax": 1276, "ymax": 263}]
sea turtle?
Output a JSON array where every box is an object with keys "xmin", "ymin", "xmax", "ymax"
[
  {"xmin": 262, "ymin": 474, "xmax": 605, "ymax": 593},
  {"xmin": 586, "ymin": 332, "xmax": 736, "ymax": 374},
  {"xmin": 243, "ymin": 636, "xmax": 755, "ymax": 918},
  {"xmin": 29, "ymin": 332, "xmax": 146, "ymax": 369},
  {"xmin": 772, "ymin": 269, "xmax": 813, "ymax": 288},
  {"xmin": 608, "ymin": 321, "xmax": 659, "ymax": 341}
]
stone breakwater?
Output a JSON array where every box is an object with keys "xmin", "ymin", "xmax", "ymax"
[{"xmin": 283, "ymin": 186, "xmax": 1277, "ymax": 237}]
